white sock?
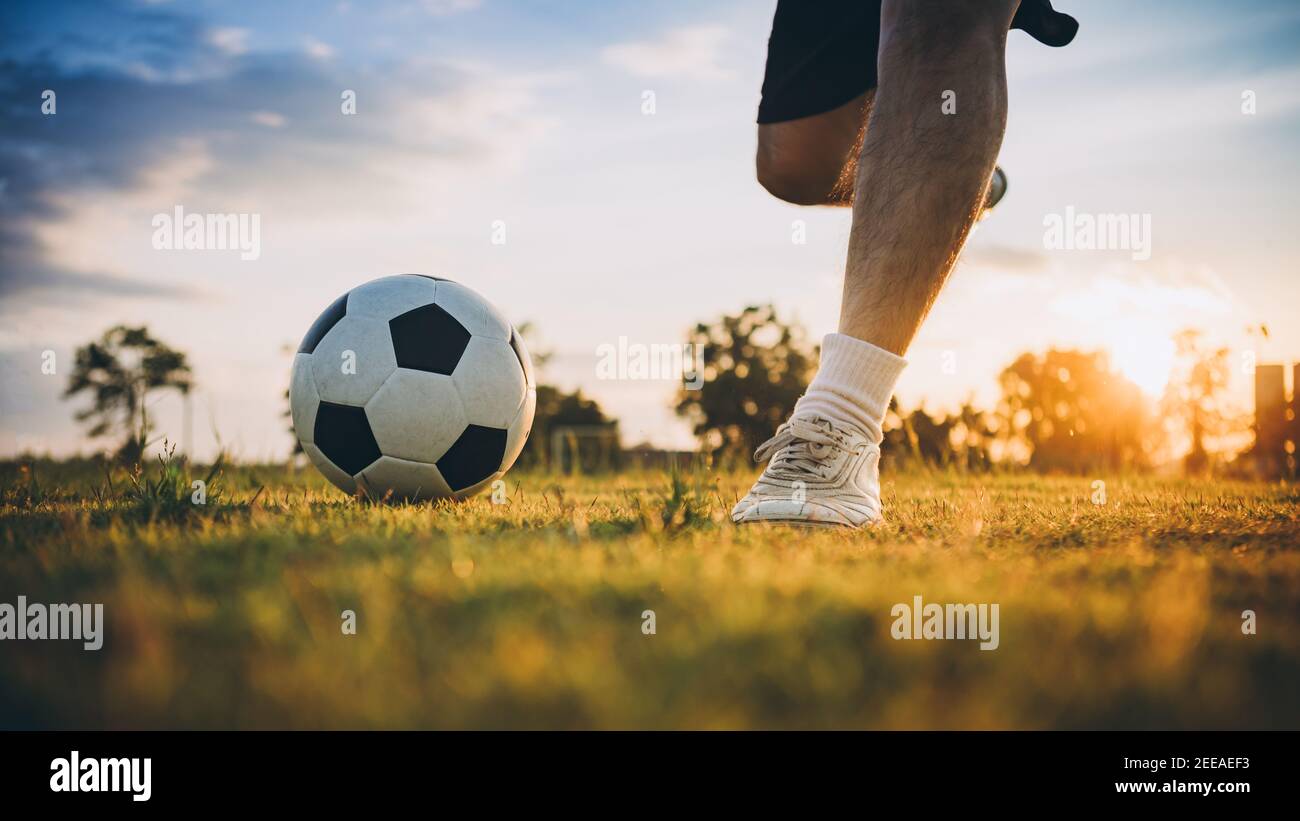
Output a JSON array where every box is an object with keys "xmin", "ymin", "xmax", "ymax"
[{"xmin": 793, "ymin": 333, "xmax": 907, "ymax": 444}]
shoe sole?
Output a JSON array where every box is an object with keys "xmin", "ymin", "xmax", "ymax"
[{"xmin": 731, "ymin": 516, "xmax": 860, "ymax": 530}]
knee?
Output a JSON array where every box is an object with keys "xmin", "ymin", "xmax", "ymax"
[{"xmin": 755, "ymin": 143, "xmax": 839, "ymax": 206}]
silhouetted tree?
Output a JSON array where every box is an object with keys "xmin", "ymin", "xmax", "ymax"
[
  {"xmin": 675, "ymin": 305, "xmax": 818, "ymax": 461},
  {"xmin": 901, "ymin": 406, "xmax": 957, "ymax": 466},
  {"xmin": 1161, "ymin": 329, "xmax": 1240, "ymax": 474},
  {"xmin": 997, "ymin": 348, "xmax": 1153, "ymax": 472},
  {"xmin": 882, "ymin": 399, "xmax": 996, "ymax": 471},
  {"xmin": 952, "ymin": 401, "xmax": 998, "ymax": 471},
  {"xmin": 64, "ymin": 325, "xmax": 193, "ymax": 464}
]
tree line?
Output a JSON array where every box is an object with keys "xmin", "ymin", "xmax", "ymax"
[
  {"xmin": 58, "ymin": 310, "xmax": 1245, "ymax": 475},
  {"xmin": 675, "ymin": 306, "xmax": 1246, "ymax": 475}
]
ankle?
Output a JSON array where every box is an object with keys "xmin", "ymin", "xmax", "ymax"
[{"xmin": 794, "ymin": 333, "xmax": 907, "ymax": 444}]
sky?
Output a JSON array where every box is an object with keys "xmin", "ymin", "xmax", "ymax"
[{"xmin": 2, "ymin": 0, "xmax": 1299, "ymax": 460}]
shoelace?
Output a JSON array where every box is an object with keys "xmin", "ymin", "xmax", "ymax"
[{"xmin": 752, "ymin": 416, "xmax": 861, "ymax": 480}]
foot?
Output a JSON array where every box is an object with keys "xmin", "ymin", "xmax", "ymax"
[
  {"xmin": 731, "ymin": 415, "xmax": 884, "ymax": 529},
  {"xmin": 982, "ymin": 165, "xmax": 1008, "ymax": 212}
]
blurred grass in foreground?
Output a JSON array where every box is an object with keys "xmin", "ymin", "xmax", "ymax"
[{"xmin": 1, "ymin": 458, "xmax": 1297, "ymax": 729}]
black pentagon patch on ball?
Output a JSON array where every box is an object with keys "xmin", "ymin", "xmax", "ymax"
[
  {"xmin": 388, "ymin": 302, "xmax": 470, "ymax": 375},
  {"xmin": 437, "ymin": 424, "xmax": 507, "ymax": 492},
  {"xmin": 298, "ymin": 292, "xmax": 348, "ymax": 354},
  {"xmin": 314, "ymin": 401, "xmax": 382, "ymax": 476}
]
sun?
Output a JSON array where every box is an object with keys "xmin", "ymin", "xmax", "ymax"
[{"xmin": 1109, "ymin": 331, "xmax": 1176, "ymax": 397}]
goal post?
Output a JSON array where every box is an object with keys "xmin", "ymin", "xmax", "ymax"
[{"xmin": 549, "ymin": 423, "xmax": 620, "ymax": 474}]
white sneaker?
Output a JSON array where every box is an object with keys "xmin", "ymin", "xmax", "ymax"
[{"xmin": 731, "ymin": 415, "xmax": 883, "ymax": 529}]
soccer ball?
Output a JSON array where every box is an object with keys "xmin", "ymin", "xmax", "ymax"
[{"xmin": 289, "ymin": 275, "xmax": 536, "ymax": 501}]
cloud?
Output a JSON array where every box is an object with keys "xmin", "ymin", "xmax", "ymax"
[
  {"xmin": 1046, "ymin": 266, "xmax": 1237, "ymax": 324},
  {"xmin": 0, "ymin": 233, "xmax": 202, "ymax": 302},
  {"xmin": 206, "ymin": 26, "xmax": 250, "ymax": 56},
  {"xmin": 0, "ymin": 5, "xmax": 556, "ymax": 306},
  {"xmin": 0, "ymin": 0, "xmax": 243, "ymax": 82},
  {"xmin": 249, "ymin": 110, "xmax": 287, "ymax": 128},
  {"xmin": 302, "ymin": 36, "xmax": 335, "ymax": 60},
  {"xmin": 962, "ymin": 243, "xmax": 1050, "ymax": 272},
  {"xmin": 386, "ymin": 63, "xmax": 563, "ymax": 172},
  {"xmin": 601, "ymin": 24, "xmax": 734, "ymax": 81},
  {"xmin": 419, "ymin": 0, "xmax": 481, "ymax": 15}
]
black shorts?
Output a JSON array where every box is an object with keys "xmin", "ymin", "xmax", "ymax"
[{"xmin": 757, "ymin": 0, "xmax": 1078, "ymax": 124}]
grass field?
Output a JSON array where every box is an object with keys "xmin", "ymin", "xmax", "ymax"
[{"xmin": 1, "ymin": 457, "xmax": 1297, "ymax": 729}]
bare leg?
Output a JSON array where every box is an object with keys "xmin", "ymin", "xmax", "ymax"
[
  {"xmin": 838, "ymin": 0, "xmax": 1020, "ymax": 353},
  {"xmin": 736, "ymin": 0, "xmax": 1027, "ymax": 529}
]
